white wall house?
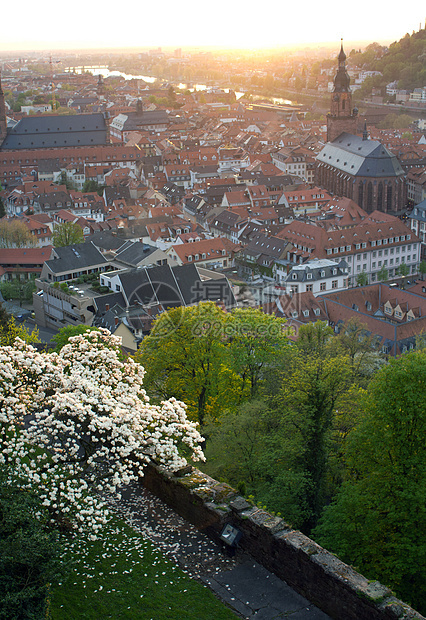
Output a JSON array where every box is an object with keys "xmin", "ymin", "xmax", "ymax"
[{"xmin": 281, "ymin": 258, "xmax": 349, "ymax": 296}]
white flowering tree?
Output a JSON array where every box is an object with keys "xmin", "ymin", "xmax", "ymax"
[{"xmin": 0, "ymin": 329, "xmax": 204, "ymax": 537}]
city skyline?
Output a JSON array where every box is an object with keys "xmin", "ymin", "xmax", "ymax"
[{"xmin": 1, "ymin": 0, "xmax": 424, "ymax": 52}]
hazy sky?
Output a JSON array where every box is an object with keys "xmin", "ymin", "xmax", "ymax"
[{"xmin": 2, "ymin": 1, "xmax": 425, "ymax": 51}]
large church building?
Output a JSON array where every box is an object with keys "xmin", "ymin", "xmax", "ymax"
[{"xmin": 316, "ymin": 43, "xmax": 406, "ymax": 215}]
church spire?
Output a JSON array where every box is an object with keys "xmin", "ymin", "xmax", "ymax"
[
  {"xmin": 326, "ymin": 41, "xmax": 358, "ymax": 142},
  {"xmin": 333, "ymin": 39, "xmax": 351, "ymax": 93},
  {"xmin": 363, "ymin": 121, "xmax": 369, "ymax": 141}
]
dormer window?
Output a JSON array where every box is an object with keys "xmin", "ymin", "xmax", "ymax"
[{"xmin": 307, "ymin": 273, "xmax": 312, "ymax": 280}]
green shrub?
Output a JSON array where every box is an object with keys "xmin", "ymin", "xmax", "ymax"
[{"xmin": 0, "ymin": 478, "xmax": 66, "ymax": 620}]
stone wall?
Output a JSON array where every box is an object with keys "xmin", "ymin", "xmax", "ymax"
[{"xmin": 142, "ymin": 463, "xmax": 425, "ymax": 620}]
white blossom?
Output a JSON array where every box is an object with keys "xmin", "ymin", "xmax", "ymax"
[{"xmin": 0, "ymin": 329, "xmax": 204, "ymax": 535}]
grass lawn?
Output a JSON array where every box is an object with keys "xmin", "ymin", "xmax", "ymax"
[{"xmin": 50, "ymin": 519, "xmax": 237, "ymax": 620}]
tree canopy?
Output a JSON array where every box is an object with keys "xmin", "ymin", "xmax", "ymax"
[
  {"xmin": 314, "ymin": 350, "xmax": 426, "ymax": 613},
  {"xmin": 134, "ymin": 302, "xmax": 238, "ymax": 426},
  {"xmin": 0, "ymin": 219, "xmax": 36, "ymax": 248},
  {"xmin": 52, "ymin": 221, "xmax": 84, "ymax": 247}
]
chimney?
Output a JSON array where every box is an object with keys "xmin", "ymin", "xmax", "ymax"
[
  {"xmin": 114, "ymin": 317, "xmax": 119, "ymax": 326},
  {"xmin": 105, "ymin": 303, "xmax": 109, "ymax": 311}
]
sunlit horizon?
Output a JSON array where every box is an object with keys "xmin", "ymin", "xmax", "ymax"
[{"xmin": 0, "ymin": 0, "xmax": 424, "ymax": 54}]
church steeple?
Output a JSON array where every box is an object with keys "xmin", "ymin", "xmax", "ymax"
[
  {"xmin": 333, "ymin": 39, "xmax": 351, "ymax": 93},
  {"xmin": 326, "ymin": 41, "xmax": 358, "ymax": 142}
]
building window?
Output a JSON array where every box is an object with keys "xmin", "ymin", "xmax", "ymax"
[
  {"xmin": 332, "ymin": 280, "xmax": 338, "ymax": 289},
  {"xmin": 306, "ymin": 284, "xmax": 313, "ymax": 292},
  {"xmin": 320, "ymin": 282, "xmax": 326, "ymax": 291}
]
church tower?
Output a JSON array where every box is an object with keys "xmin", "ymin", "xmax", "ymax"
[
  {"xmin": 326, "ymin": 41, "xmax": 358, "ymax": 142},
  {"xmin": 0, "ymin": 70, "xmax": 8, "ymax": 147},
  {"xmin": 97, "ymin": 74, "xmax": 106, "ymax": 100}
]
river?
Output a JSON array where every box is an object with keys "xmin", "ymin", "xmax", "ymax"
[{"xmin": 64, "ymin": 65, "xmax": 296, "ymax": 106}]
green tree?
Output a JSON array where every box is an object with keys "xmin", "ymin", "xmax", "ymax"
[
  {"xmin": 0, "ymin": 474, "xmax": 65, "ymax": 620},
  {"xmin": 377, "ymin": 265, "xmax": 388, "ymax": 281},
  {"xmin": 0, "ymin": 304, "xmax": 9, "ymax": 330},
  {"xmin": 397, "ymin": 262, "xmax": 410, "ymax": 287},
  {"xmin": 378, "ymin": 114, "xmax": 414, "ymax": 130},
  {"xmin": 54, "ymin": 106, "xmax": 77, "ymax": 115},
  {"xmin": 0, "ymin": 220, "xmax": 36, "ymax": 248},
  {"xmin": 419, "ymin": 260, "xmax": 426, "ymax": 281},
  {"xmin": 356, "ymin": 271, "xmax": 369, "ymax": 286},
  {"xmin": 0, "ymin": 277, "xmax": 37, "ymax": 306},
  {"xmin": 0, "ymin": 316, "xmax": 39, "ymax": 346},
  {"xmin": 203, "ymin": 400, "xmax": 269, "ymax": 489},
  {"xmin": 52, "ymin": 222, "xmax": 84, "ymax": 247},
  {"xmin": 335, "ymin": 317, "xmax": 384, "ymax": 380},
  {"xmin": 229, "ymin": 308, "xmax": 288, "ymax": 400},
  {"xmin": 314, "ymin": 350, "xmax": 426, "ymax": 613},
  {"xmin": 58, "ymin": 171, "xmax": 77, "ymax": 190},
  {"xmin": 134, "ymin": 302, "xmax": 239, "ymax": 426},
  {"xmin": 295, "ymin": 321, "xmax": 334, "ymax": 357},
  {"xmin": 51, "ymin": 325, "xmax": 100, "ymax": 352},
  {"xmin": 82, "ymin": 179, "xmax": 105, "ymax": 196},
  {"xmin": 273, "ymin": 346, "xmax": 353, "ymax": 532}
]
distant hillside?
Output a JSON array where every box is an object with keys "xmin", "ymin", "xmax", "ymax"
[{"xmin": 349, "ymin": 28, "xmax": 426, "ymax": 99}]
